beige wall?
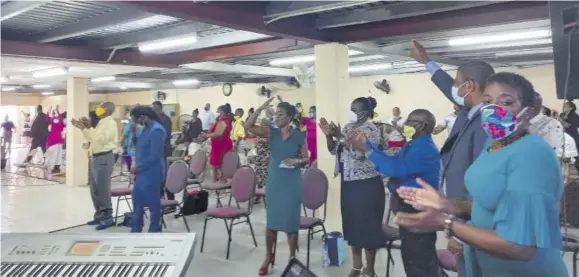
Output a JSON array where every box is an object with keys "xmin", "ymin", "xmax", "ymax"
[
  {"xmin": 2, "ymin": 64, "xmax": 562, "ymax": 145},
  {"xmin": 1, "ymin": 94, "xmax": 41, "ymax": 106}
]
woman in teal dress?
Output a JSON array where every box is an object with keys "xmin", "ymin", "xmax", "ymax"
[
  {"xmin": 244, "ymin": 97, "xmax": 309, "ymax": 276},
  {"xmin": 395, "ymin": 72, "xmax": 568, "ymax": 277}
]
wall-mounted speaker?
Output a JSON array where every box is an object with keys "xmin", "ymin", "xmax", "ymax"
[{"xmin": 550, "ymin": 1, "xmax": 579, "ymax": 99}]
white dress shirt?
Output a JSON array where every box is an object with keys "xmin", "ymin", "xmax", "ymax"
[
  {"xmin": 443, "ymin": 112, "xmax": 458, "ymax": 136},
  {"xmin": 388, "ymin": 116, "xmax": 406, "ymax": 127},
  {"xmin": 201, "ymin": 111, "xmax": 215, "ymax": 131}
]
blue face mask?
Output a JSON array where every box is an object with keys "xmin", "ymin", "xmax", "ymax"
[
  {"xmin": 192, "ymin": 114, "xmax": 197, "ymax": 118},
  {"xmin": 310, "ymin": 112, "xmax": 316, "ymax": 118},
  {"xmin": 451, "ymin": 81, "xmax": 470, "ymax": 106}
]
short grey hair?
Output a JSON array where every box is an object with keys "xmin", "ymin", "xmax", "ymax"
[{"xmin": 102, "ymin": 102, "xmax": 115, "ymax": 113}]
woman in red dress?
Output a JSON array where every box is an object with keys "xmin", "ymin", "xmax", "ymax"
[{"xmin": 202, "ymin": 104, "xmax": 233, "ymax": 182}]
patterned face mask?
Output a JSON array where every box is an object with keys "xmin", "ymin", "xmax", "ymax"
[{"xmin": 480, "ymin": 104, "xmax": 528, "ymax": 140}]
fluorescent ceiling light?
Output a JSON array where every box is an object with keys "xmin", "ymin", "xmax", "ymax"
[
  {"xmin": 41, "ymin": 91, "xmax": 55, "ymax": 96},
  {"xmin": 91, "ymin": 76, "xmax": 115, "ymax": 82},
  {"xmin": 495, "ymin": 48, "xmax": 553, "ymax": 58},
  {"xmin": 269, "ymin": 50, "xmax": 364, "ymax": 66},
  {"xmin": 139, "ymin": 35, "xmax": 198, "ymax": 53},
  {"xmin": 122, "ymin": 82, "xmax": 151, "ymax": 89},
  {"xmin": 0, "ymin": 76, "xmax": 9, "ymax": 83},
  {"xmin": 32, "ymin": 67, "xmax": 68, "ymax": 78},
  {"xmin": 119, "ymin": 86, "xmax": 128, "ymax": 90},
  {"xmin": 2, "ymin": 87, "xmax": 16, "ymax": 92},
  {"xmin": 349, "ymin": 63, "xmax": 393, "ymax": 73},
  {"xmin": 448, "ymin": 29, "xmax": 551, "ymax": 46},
  {"xmin": 172, "ymin": 79, "xmax": 200, "ymax": 86},
  {"xmin": 32, "ymin": 84, "xmax": 51, "ymax": 89}
]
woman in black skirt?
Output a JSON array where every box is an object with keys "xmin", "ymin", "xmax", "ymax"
[{"xmin": 319, "ymin": 97, "xmax": 385, "ymax": 277}]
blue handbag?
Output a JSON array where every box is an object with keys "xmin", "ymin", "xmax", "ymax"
[{"xmin": 322, "ymin": 232, "xmax": 345, "ymax": 267}]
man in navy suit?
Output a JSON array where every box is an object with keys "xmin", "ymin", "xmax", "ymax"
[{"xmin": 410, "ymin": 40, "xmax": 494, "ymax": 277}]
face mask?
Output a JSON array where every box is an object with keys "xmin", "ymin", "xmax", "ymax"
[
  {"xmin": 480, "ymin": 104, "xmax": 528, "ymax": 140},
  {"xmin": 347, "ymin": 111, "xmax": 358, "ymax": 123},
  {"xmin": 309, "ymin": 112, "xmax": 316, "ymax": 118},
  {"xmin": 192, "ymin": 114, "xmax": 197, "ymax": 118},
  {"xmin": 347, "ymin": 111, "xmax": 365, "ymax": 123},
  {"xmin": 451, "ymin": 81, "xmax": 470, "ymax": 106},
  {"xmin": 95, "ymin": 107, "xmax": 105, "ymax": 117},
  {"xmin": 297, "ymin": 107, "xmax": 303, "ymax": 113},
  {"xmin": 53, "ymin": 119, "xmax": 59, "ymax": 124},
  {"xmin": 402, "ymin": 125, "xmax": 416, "ymax": 140},
  {"xmin": 234, "ymin": 115, "xmax": 241, "ymax": 121}
]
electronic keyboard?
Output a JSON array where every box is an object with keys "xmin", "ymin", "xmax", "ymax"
[{"xmin": 0, "ymin": 233, "xmax": 197, "ymax": 277}]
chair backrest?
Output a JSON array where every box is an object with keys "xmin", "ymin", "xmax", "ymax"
[
  {"xmin": 231, "ymin": 166, "xmax": 257, "ymax": 203},
  {"xmin": 221, "ymin": 151, "xmax": 240, "ymax": 179},
  {"xmin": 302, "ymin": 168, "xmax": 329, "ymax": 213},
  {"xmin": 165, "ymin": 160, "xmax": 189, "ymax": 194},
  {"xmin": 189, "ymin": 149, "xmax": 207, "ymax": 176}
]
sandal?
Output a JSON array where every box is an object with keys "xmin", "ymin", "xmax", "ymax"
[
  {"xmin": 347, "ymin": 267, "xmax": 362, "ymax": 277},
  {"xmin": 361, "ymin": 268, "xmax": 377, "ymax": 277}
]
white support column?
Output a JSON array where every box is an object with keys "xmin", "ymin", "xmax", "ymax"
[
  {"xmin": 65, "ymin": 77, "xmax": 89, "ymax": 186},
  {"xmin": 314, "ymin": 43, "xmax": 350, "ymax": 232}
]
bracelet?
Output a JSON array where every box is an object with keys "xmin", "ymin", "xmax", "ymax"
[{"xmin": 444, "ymin": 214, "xmax": 455, "ymax": 239}]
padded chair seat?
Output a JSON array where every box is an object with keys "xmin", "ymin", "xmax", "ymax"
[
  {"xmin": 255, "ymin": 187, "xmax": 266, "ymax": 196},
  {"xmin": 161, "ymin": 199, "xmax": 178, "ymax": 206},
  {"xmin": 111, "ymin": 187, "xmax": 132, "ymax": 196},
  {"xmin": 437, "ymin": 249, "xmax": 458, "ymax": 271},
  {"xmin": 382, "ymin": 224, "xmax": 400, "ymax": 240},
  {"xmin": 300, "ymin": 217, "xmax": 322, "ymax": 229},
  {"xmin": 205, "ymin": 207, "xmax": 247, "ymax": 218},
  {"xmin": 201, "ymin": 181, "xmax": 231, "ymax": 190}
]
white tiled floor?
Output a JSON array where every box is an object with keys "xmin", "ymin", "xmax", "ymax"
[{"xmin": 1, "ymin": 147, "xmax": 577, "ymax": 276}]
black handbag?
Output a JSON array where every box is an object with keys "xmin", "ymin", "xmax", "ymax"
[{"xmin": 181, "ymin": 190, "xmax": 209, "ymax": 215}]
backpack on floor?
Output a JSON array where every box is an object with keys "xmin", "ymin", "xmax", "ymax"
[{"xmin": 181, "ymin": 190, "xmax": 209, "ymax": 215}]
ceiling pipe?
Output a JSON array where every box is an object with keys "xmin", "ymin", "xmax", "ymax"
[
  {"xmin": 264, "ymin": 0, "xmax": 383, "ymax": 25},
  {"xmin": 105, "ymin": 48, "xmax": 119, "ymax": 63}
]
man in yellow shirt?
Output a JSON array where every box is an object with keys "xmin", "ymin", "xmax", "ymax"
[
  {"xmin": 231, "ymin": 108, "xmax": 246, "ymax": 152},
  {"xmin": 71, "ymin": 102, "xmax": 119, "ymax": 230}
]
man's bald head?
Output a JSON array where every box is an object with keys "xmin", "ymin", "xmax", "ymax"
[
  {"xmin": 102, "ymin": 102, "xmax": 115, "ymax": 116},
  {"xmin": 407, "ymin": 109, "xmax": 436, "ymax": 134}
]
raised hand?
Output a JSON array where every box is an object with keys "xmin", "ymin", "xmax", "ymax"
[
  {"xmin": 318, "ymin": 117, "xmax": 332, "ymax": 136},
  {"xmin": 258, "ymin": 97, "xmax": 275, "ymax": 111},
  {"xmin": 329, "ymin": 121, "xmax": 341, "ymax": 137},
  {"xmin": 397, "ymin": 178, "xmax": 445, "ymax": 211},
  {"xmin": 410, "ymin": 40, "xmax": 430, "ymax": 64}
]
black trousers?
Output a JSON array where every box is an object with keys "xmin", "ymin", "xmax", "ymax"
[{"xmin": 395, "ymin": 193, "xmax": 441, "ymax": 277}]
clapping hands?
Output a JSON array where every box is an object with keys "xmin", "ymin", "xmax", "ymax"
[
  {"xmin": 70, "ymin": 117, "xmax": 90, "ymax": 130},
  {"xmin": 318, "ymin": 117, "xmax": 340, "ymax": 137}
]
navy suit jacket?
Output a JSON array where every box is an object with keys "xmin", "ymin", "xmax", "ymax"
[{"xmin": 432, "ymin": 70, "xmax": 487, "ymax": 200}]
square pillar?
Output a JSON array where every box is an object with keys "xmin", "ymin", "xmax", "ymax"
[
  {"xmin": 314, "ymin": 43, "xmax": 349, "ymax": 231},
  {"xmin": 65, "ymin": 77, "xmax": 89, "ymax": 186}
]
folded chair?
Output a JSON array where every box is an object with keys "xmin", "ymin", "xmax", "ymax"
[
  {"xmin": 300, "ymin": 168, "xmax": 328, "ymax": 268},
  {"xmin": 200, "ymin": 152, "xmax": 240, "ymax": 207},
  {"xmin": 161, "ymin": 160, "xmax": 191, "ymax": 232},
  {"xmin": 200, "ymin": 166, "xmax": 258, "ymax": 259}
]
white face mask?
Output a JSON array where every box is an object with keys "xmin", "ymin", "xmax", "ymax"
[
  {"xmin": 347, "ymin": 111, "xmax": 358, "ymax": 124},
  {"xmin": 451, "ymin": 81, "xmax": 470, "ymax": 106},
  {"xmin": 53, "ymin": 119, "xmax": 59, "ymax": 124}
]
